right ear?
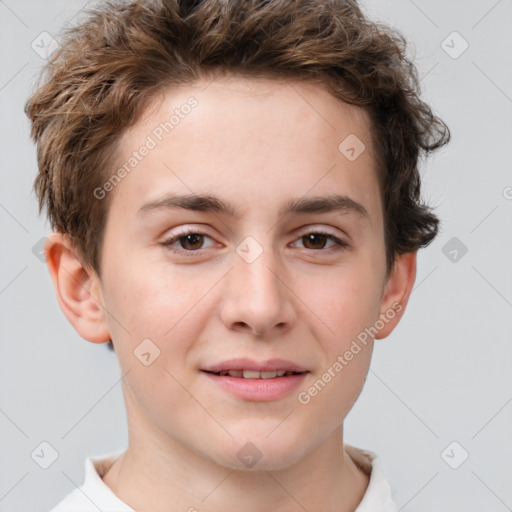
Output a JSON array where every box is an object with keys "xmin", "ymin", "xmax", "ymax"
[{"xmin": 44, "ymin": 233, "xmax": 111, "ymax": 344}]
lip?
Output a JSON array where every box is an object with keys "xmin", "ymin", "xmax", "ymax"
[
  {"xmin": 202, "ymin": 371, "xmax": 308, "ymax": 401},
  {"xmin": 201, "ymin": 358, "xmax": 309, "ymax": 402},
  {"xmin": 202, "ymin": 358, "xmax": 309, "ymax": 373}
]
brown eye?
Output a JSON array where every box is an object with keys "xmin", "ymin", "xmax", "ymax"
[
  {"xmin": 302, "ymin": 233, "xmax": 329, "ymax": 250},
  {"xmin": 293, "ymin": 231, "xmax": 349, "ymax": 251},
  {"xmin": 179, "ymin": 233, "xmax": 204, "ymax": 250},
  {"xmin": 162, "ymin": 230, "xmax": 215, "ymax": 255}
]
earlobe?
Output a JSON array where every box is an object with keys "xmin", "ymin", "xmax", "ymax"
[
  {"xmin": 374, "ymin": 251, "xmax": 417, "ymax": 340},
  {"xmin": 45, "ymin": 233, "xmax": 111, "ymax": 344}
]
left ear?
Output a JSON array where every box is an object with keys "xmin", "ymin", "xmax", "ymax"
[{"xmin": 374, "ymin": 251, "xmax": 417, "ymax": 340}]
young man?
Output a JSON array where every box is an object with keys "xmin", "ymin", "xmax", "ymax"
[{"xmin": 26, "ymin": 0, "xmax": 449, "ymax": 510}]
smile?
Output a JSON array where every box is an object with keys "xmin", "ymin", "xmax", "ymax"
[
  {"xmin": 207, "ymin": 370, "xmax": 304, "ymax": 379},
  {"xmin": 202, "ymin": 370, "xmax": 308, "ymax": 401}
]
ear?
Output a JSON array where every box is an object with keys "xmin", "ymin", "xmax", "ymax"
[
  {"xmin": 44, "ymin": 233, "xmax": 111, "ymax": 344},
  {"xmin": 374, "ymin": 251, "xmax": 417, "ymax": 340}
]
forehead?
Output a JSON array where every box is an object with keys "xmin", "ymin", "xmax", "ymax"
[
  {"xmin": 136, "ymin": 74, "xmax": 375, "ymax": 151},
  {"xmin": 110, "ymin": 74, "xmax": 381, "ymax": 221}
]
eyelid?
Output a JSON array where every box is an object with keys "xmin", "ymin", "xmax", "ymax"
[
  {"xmin": 295, "ymin": 225, "xmax": 344, "ymax": 238},
  {"xmin": 161, "ymin": 225, "xmax": 350, "ymax": 256},
  {"xmin": 291, "ymin": 228, "xmax": 349, "ymax": 250},
  {"xmin": 161, "ymin": 228, "xmax": 217, "ymax": 254}
]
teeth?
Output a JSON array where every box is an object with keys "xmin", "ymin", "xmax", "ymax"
[
  {"xmin": 215, "ymin": 370, "xmax": 297, "ymax": 378},
  {"xmin": 243, "ymin": 370, "xmax": 261, "ymax": 379},
  {"xmin": 260, "ymin": 371, "xmax": 278, "ymax": 379}
]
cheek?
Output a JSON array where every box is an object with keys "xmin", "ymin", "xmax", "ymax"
[
  {"xmin": 102, "ymin": 256, "xmax": 217, "ymax": 369},
  {"xmin": 102, "ymin": 252, "xmax": 172, "ymax": 330},
  {"xmin": 323, "ymin": 349, "xmax": 373, "ymax": 424},
  {"xmin": 297, "ymin": 262, "xmax": 383, "ymax": 344},
  {"xmin": 301, "ymin": 279, "xmax": 377, "ymax": 411},
  {"xmin": 105, "ymin": 273, "xmax": 169, "ymax": 338}
]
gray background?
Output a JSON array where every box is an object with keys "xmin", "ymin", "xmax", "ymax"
[{"xmin": 1, "ymin": 0, "xmax": 511, "ymax": 511}]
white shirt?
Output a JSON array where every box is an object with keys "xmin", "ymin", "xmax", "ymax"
[{"xmin": 49, "ymin": 445, "xmax": 398, "ymax": 512}]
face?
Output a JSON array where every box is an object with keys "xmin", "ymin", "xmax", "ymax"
[{"xmin": 92, "ymin": 74, "xmax": 398, "ymax": 471}]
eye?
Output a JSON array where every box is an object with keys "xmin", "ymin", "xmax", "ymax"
[
  {"xmin": 161, "ymin": 230, "xmax": 216, "ymax": 255},
  {"xmin": 292, "ymin": 230, "xmax": 349, "ymax": 251},
  {"xmin": 161, "ymin": 228, "xmax": 349, "ymax": 257}
]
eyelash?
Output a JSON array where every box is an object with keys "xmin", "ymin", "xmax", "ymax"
[{"xmin": 161, "ymin": 229, "xmax": 349, "ymax": 257}]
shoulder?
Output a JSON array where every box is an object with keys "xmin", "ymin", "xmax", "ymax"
[
  {"xmin": 48, "ymin": 487, "xmax": 92, "ymax": 512},
  {"xmin": 345, "ymin": 444, "xmax": 399, "ymax": 512},
  {"xmin": 47, "ymin": 452, "xmax": 133, "ymax": 512}
]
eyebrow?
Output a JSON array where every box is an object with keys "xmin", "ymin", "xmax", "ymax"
[{"xmin": 137, "ymin": 193, "xmax": 369, "ymax": 220}]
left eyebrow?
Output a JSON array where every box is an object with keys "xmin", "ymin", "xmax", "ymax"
[
  {"xmin": 137, "ymin": 193, "xmax": 369, "ymax": 220},
  {"xmin": 279, "ymin": 195, "xmax": 369, "ymax": 219}
]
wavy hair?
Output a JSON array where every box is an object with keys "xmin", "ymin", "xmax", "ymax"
[{"xmin": 26, "ymin": 0, "xmax": 449, "ymax": 277}]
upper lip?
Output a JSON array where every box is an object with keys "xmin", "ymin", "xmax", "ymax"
[{"xmin": 202, "ymin": 358, "xmax": 309, "ymax": 373}]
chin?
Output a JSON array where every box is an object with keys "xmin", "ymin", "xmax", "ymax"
[{"xmin": 208, "ymin": 429, "xmax": 312, "ymax": 472}]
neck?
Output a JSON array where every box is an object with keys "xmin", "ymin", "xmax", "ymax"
[{"xmin": 102, "ymin": 425, "xmax": 370, "ymax": 512}]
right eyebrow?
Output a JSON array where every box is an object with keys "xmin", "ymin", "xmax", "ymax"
[{"xmin": 137, "ymin": 193, "xmax": 242, "ymax": 218}]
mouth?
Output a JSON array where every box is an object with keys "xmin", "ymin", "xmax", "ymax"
[
  {"xmin": 201, "ymin": 358, "xmax": 309, "ymax": 377},
  {"xmin": 200, "ymin": 358, "xmax": 309, "ymax": 401},
  {"xmin": 203, "ymin": 369, "xmax": 305, "ymax": 379}
]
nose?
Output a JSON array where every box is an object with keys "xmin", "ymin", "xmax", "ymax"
[{"xmin": 219, "ymin": 240, "xmax": 297, "ymax": 337}]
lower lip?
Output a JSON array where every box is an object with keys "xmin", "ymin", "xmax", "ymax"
[{"xmin": 202, "ymin": 371, "xmax": 308, "ymax": 401}]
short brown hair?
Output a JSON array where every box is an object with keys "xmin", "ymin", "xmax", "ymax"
[{"xmin": 26, "ymin": 0, "xmax": 449, "ymax": 278}]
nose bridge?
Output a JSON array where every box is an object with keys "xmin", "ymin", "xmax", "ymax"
[
  {"xmin": 236, "ymin": 236, "xmax": 283, "ymax": 304},
  {"xmin": 222, "ymin": 234, "xmax": 294, "ymax": 334}
]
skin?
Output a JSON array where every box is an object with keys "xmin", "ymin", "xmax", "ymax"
[{"xmin": 46, "ymin": 74, "xmax": 416, "ymax": 512}]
